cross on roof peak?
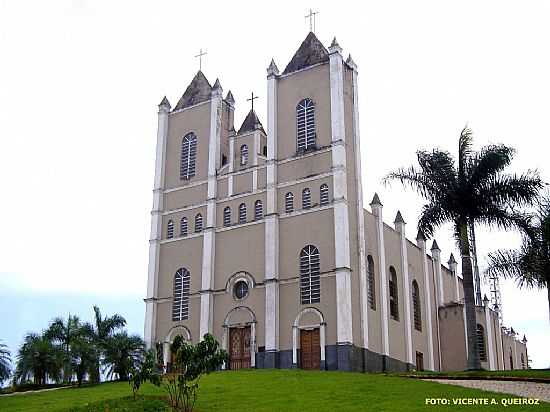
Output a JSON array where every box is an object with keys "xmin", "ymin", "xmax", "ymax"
[
  {"xmin": 304, "ymin": 9, "xmax": 319, "ymax": 33},
  {"xmin": 195, "ymin": 48, "xmax": 207, "ymax": 71},
  {"xmin": 246, "ymin": 92, "xmax": 259, "ymax": 112}
]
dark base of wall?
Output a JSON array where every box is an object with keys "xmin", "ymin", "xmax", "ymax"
[{"xmin": 255, "ymin": 345, "xmax": 413, "ymax": 373}]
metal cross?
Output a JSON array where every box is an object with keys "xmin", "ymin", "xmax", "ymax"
[
  {"xmin": 304, "ymin": 9, "xmax": 319, "ymax": 33},
  {"xmin": 195, "ymin": 48, "xmax": 207, "ymax": 71},
  {"xmin": 247, "ymin": 92, "xmax": 259, "ymax": 112}
]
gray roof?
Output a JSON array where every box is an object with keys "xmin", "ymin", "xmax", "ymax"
[
  {"xmin": 282, "ymin": 32, "xmax": 329, "ymax": 75},
  {"xmin": 238, "ymin": 109, "xmax": 265, "ymax": 135},
  {"xmin": 173, "ymin": 71, "xmax": 212, "ymax": 111}
]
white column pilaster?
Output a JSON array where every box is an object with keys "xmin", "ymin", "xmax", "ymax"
[
  {"xmin": 448, "ymin": 255, "xmax": 459, "ymax": 302},
  {"xmin": 265, "ymin": 61, "xmax": 280, "ymax": 355},
  {"xmin": 417, "ymin": 232, "xmax": 435, "ymax": 370},
  {"xmin": 371, "ymin": 196, "xmax": 389, "ymax": 357},
  {"xmin": 431, "ymin": 241, "xmax": 444, "ymax": 306},
  {"xmin": 199, "ymin": 86, "xmax": 222, "ymax": 338},
  {"xmin": 484, "ymin": 303, "xmax": 496, "ymax": 370},
  {"xmin": 145, "ymin": 98, "xmax": 170, "ymax": 349},
  {"xmin": 395, "ymin": 212, "xmax": 413, "ymax": 366}
]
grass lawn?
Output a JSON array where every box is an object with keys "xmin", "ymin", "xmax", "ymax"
[{"xmin": 0, "ymin": 369, "xmax": 547, "ymax": 412}]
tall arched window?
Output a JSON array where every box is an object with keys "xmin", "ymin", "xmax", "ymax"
[
  {"xmin": 477, "ymin": 324, "xmax": 487, "ymax": 361},
  {"xmin": 320, "ymin": 184, "xmax": 329, "ymax": 206},
  {"xmin": 180, "ymin": 132, "xmax": 197, "ymax": 180},
  {"xmin": 254, "ymin": 200, "xmax": 263, "ymax": 220},
  {"xmin": 285, "ymin": 192, "xmax": 294, "ymax": 213},
  {"xmin": 367, "ymin": 255, "xmax": 376, "ymax": 310},
  {"xmin": 412, "ymin": 280, "xmax": 422, "ymax": 331},
  {"xmin": 238, "ymin": 203, "xmax": 247, "ymax": 223},
  {"xmin": 509, "ymin": 348, "xmax": 514, "ymax": 369},
  {"xmin": 172, "ymin": 268, "xmax": 190, "ymax": 321},
  {"xmin": 302, "ymin": 188, "xmax": 311, "ymax": 209},
  {"xmin": 521, "ymin": 353, "xmax": 525, "ymax": 369},
  {"xmin": 167, "ymin": 220, "xmax": 174, "ymax": 239},
  {"xmin": 223, "ymin": 207, "xmax": 231, "ymax": 227},
  {"xmin": 296, "ymin": 98, "xmax": 316, "ymax": 151},
  {"xmin": 180, "ymin": 217, "xmax": 188, "ymax": 237},
  {"xmin": 194, "ymin": 213, "xmax": 203, "ymax": 233},
  {"xmin": 240, "ymin": 144, "xmax": 248, "ymax": 166},
  {"xmin": 300, "ymin": 245, "xmax": 320, "ymax": 304},
  {"xmin": 389, "ymin": 266, "xmax": 399, "ymax": 321}
]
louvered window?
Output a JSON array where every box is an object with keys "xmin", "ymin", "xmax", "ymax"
[
  {"xmin": 302, "ymin": 188, "xmax": 311, "ymax": 209},
  {"xmin": 172, "ymin": 268, "xmax": 190, "ymax": 321},
  {"xmin": 285, "ymin": 192, "xmax": 294, "ymax": 213},
  {"xmin": 296, "ymin": 98, "xmax": 316, "ymax": 151},
  {"xmin": 367, "ymin": 255, "xmax": 376, "ymax": 310},
  {"xmin": 180, "ymin": 217, "xmax": 188, "ymax": 236},
  {"xmin": 254, "ymin": 200, "xmax": 263, "ymax": 220},
  {"xmin": 167, "ymin": 220, "xmax": 174, "ymax": 239},
  {"xmin": 238, "ymin": 203, "xmax": 247, "ymax": 224},
  {"xmin": 240, "ymin": 144, "xmax": 248, "ymax": 166},
  {"xmin": 180, "ymin": 133, "xmax": 197, "ymax": 180},
  {"xmin": 300, "ymin": 245, "xmax": 321, "ymax": 304},
  {"xmin": 412, "ymin": 280, "xmax": 422, "ymax": 331},
  {"xmin": 195, "ymin": 214, "xmax": 203, "ymax": 233},
  {"xmin": 223, "ymin": 207, "xmax": 231, "ymax": 227},
  {"xmin": 320, "ymin": 184, "xmax": 329, "ymax": 206},
  {"xmin": 389, "ymin": 266, "xmax": 399, "ymax": 321},
  {"xmin": 477, "ymin": 324, "xmax": 487, "ymax": 361}
]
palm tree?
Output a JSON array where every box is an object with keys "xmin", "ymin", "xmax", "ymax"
[
  {"xmin": 486, "ymin": 195, "xmax": 550, "ymax": 322},
  {"xmin": 0, "ymin": 340, "xmax": 11, "ymax": 385},
  {"xmin": 44, "ymin": 314, "xmax": 85, "ymax": 383},
  {"xmin": 85, "ymin": 305, "xmax": 126, "ymax": 383},
  {"xmin": 70, "ymin": 335, "xmax": 97, "ymax": 387},
  {"xmin": 385, "ymin": 127, "xmax": 542, "ymax": 369},
  {"xmin": 15, "ymin": 333, "xmax": 64, "ymax": 385},
  {"xmin": 102, "ymin": 332, "xmax": 144, "ymax": 381}
]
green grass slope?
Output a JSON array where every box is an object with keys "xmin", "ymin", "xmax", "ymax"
[{"xmin": 0, "ymin": 369, "xmax": 546, "ymax": 412}]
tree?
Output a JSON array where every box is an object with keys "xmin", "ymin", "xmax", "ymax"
[
  {"xmin": 0, "ymin": 340, "xmax": 11, "ymax": 385},
  {"xmin": 102, "ymin": 332, "xmax": 144, "ymax": 381},
  {"xmin": 129, "ymin": 349, "xmax": 161, "ymax": 400},
  {"xmin": 70, "ymin": 335, "xmax": 97, "ymax": 387},
  {"xmin": 158, "ymin": 334, "xmax": 228, "ymax": 412},
  {"xmin": 15, "ymin": 333, "xmax": 64, "ymax": 385},
  {"xmin": 385, "ymin": 127, "xmax": 541, "ymax": 369},
  {"xmin": 85, "ymin": 305, "xmax": 126, "ymax": 383},
  {"xmin": 44, "ymin": 314, "xmax": 85, "ymax": 383},
  {"xmin": 486, "ymin": 195, "xmax": 550, "ymax": 322}
]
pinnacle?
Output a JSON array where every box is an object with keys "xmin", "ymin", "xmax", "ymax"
[{"xmin": 370, "ymin": 193, "xmax": 382, "ymax": 206}]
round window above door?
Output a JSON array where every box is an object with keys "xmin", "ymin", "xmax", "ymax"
[{"xmin": 234, "ymin": 280, "xmax": 249, "ymax": 300}]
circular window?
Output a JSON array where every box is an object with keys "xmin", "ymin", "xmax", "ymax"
[{"xmin": 234, "ymin": 280, "xmax": 249, "ymax": 300}]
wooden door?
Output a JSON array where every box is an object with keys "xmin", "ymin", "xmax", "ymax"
[
  {"xmin": 300, "ymin": 328, "xmax": 320, "ymax": 370},
  {"xmin": 229, "ymin": 326, "xmax": 251, "ymax": 370}
]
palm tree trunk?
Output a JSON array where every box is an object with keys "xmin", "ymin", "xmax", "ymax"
[{"xmin": 459, "ymin": 221, "xmax": 481, "ymax": 370}]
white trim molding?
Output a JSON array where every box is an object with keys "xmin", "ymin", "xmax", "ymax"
[
  {"xmin": 292, "ymin": 307, "xmax": 326, "ymax": 367},
  {"xmin": 417, "ymin": 234, "xmax": 435, "ymax": 370},
  {"xmin": 395, "ymin": 215, "xmax": 413, "ymax": 366}
]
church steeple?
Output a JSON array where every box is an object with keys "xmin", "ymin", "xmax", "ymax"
[
  {"xmin": 282, "ymin": 32, "xmax": 329, "ymax": 75},
  {"xmin": 237, "ymin": 109, "xmax": 265, "ymax": 135},
  {"xmin": 173, "ymin": 71, "xmax": 213, "ymax": 111}
]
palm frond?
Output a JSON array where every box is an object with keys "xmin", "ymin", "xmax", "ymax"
[
  {"xmin": 479, "ymin": 172, "xmax": 542, "ymax": 209},
  {"xmin": 468, "ymin": 144, "xmax": 515, "ymax": 186},
  {"xmin": 418, "ymin": 204, "xmax": 454, "ymax": 238},
  {"xmin": 384, "ymin": 165, "xmax": 440, "ymax": 200},
  {"xmin": 458, "ymin": 126, "xmax": 473, "ymax": 180}
]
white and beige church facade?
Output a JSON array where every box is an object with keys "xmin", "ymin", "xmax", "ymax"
[{"xmin": 144, "ymin": 32, "xmax": 528, "ymax": 372}]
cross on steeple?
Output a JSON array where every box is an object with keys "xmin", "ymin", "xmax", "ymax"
[
  {"xmin": 304, "ymin": 9, "xmax": 319, "ymax": 33},
  {"xmin": 247, "ymin": 92, "xmax": 259, "ymax": 112},
  {"xmin": 195, "ymin": 48, "xmax": 207, "ymax": 71}
]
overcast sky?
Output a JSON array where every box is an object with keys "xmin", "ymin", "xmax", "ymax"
[{"xmin": 0, "ymin": 0, "xmax": 548, "ymax": 368}]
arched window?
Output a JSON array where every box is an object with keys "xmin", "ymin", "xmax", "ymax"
[
  {"xmin": 240, "ymin": 144, "xmax": 248, "ymax": 166},
  {"xmin": 320, "ymin": 184, "xmax": 329, "ymax": 206},
  {"xmin": 477, "ymin": 324, "xmax": 487, "ymax": 361},
  {"xmin": 285, "ymin": 192, "xmax": 294, "ymax": 213},
  {"xmin": 302, "ymin": 188, "xmax": 311, "ymax": 209},
  {"xmin": 194, "ymin": 213, "xmax": 203, "ymax": 233},
  {"xmin": 412, "ymin": 280, "xmax": 422, "ymax": 331},
  {"xmin": 263, "ymin": 146, "xmax": 267, "ymax": 156},
  {"xmin": 509, "ymin": 348, "xmax": 514, "ymax": 369},
  {"xmin": 223, "ymin": 207, "xmax": 231, "ymax": 227},
  {"xmin": 167, "ymin": 220, "xmax": 174, "ymax": 239},
  {"xmin": 238, "ymin": 203, "xmax": 247, "ymax": 223},
  {"xmin": 254, "ymin": 200, "xmax": 263, "ymax": 220},
  {"xmin": 172, "ymin": 268, "xmax": 190, "ymax": 321},
  {"xmin": 521, "ymin": 353, "xmax": 525, "ymax": 369},
  {"xmin": 296, "ymin": 98, "xmax": 316, "ymax": 151},
  {"xmin": 180, "ymin": 132, "xmax": 197, "ymax": 180},
  {"xmin": 300, "ymin": 245, "xmax": 320, "ymax": 304},
  {"xmin": 180, "ymin": 217, "xmax": 188, "ymax": 237},
  {"xmin": 389, "ymin": 266, "xmax": 399, "ymax": 321},
  {"xmin": 367, "ymin": 255, "xmax": 376, "ymax": 310}
]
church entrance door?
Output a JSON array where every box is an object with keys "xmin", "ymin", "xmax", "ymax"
[
  {"xmin": 229, "ymin": 326, "xmax": 251, "ymax": 370},
  {"xmin": 300, "ymin": 328, "xmax": 320, "ymax": 370}
]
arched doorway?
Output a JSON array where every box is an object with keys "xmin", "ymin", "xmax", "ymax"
[
  {"xmin": 292, "ymin": 307, "xmax": 326, "ymax": 370},
  {"xmin": 222, "ymin": 306, "xmax": 256, "ymax": 370},
  {"xmin": 163, "ymin": 326, "xmax": 191, "ymax": 373}
]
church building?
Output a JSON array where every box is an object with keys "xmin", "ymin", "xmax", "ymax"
[{"xmin": 144, "ymin": 32, "xmax": 528, "ymax": 372}]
